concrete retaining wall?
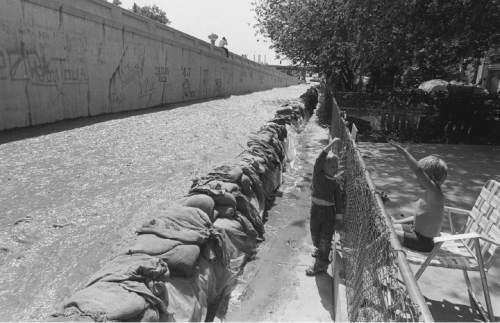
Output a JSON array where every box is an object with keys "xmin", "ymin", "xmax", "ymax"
[{"xmin": 0, "ymin": 0, "xmax": 300, "ymax": 131}]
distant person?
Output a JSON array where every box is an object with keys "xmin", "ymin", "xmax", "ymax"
[
  {"xmin": 218, "ymin": 36, "xmax": 229, "ymax": 57},
  {"xmin": 306, "ymin": 137, "xmax": 344, "ymax": 276},
  {"xmin": 389, "ymin": 141, "xmax": 448, "ymax": 252}
]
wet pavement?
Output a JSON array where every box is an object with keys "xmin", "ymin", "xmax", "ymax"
[
  {"xmin": 359, "ymin": 142, "xmax": 500, "ymax": 322},
  {"xmin": 226, "ymin": 116, "xmax": 337, "ymax": 322},
  {"xmin": 0, "ymin": 84, "xmax": 310, "ymax": 321}
]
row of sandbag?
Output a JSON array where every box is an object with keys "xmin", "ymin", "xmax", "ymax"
[{"xmin": 52, "ymin": 90, "xmax": 318, "ymax": 322}]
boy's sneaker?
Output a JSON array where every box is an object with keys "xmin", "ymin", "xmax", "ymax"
[{"xmin": 311, "ymin": 247, "xmax": 319, "ymax": 258}]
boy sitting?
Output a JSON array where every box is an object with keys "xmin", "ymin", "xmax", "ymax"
[
  {"xmin": 389, "ymin": 141, "xmax": 448, "ymax": 252},
  {"xmin": 306, "ymin": 137, "xmax": 344, "ymax": 276}
]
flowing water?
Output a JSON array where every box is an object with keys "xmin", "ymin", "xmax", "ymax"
[{"xmin": 0, "ymin": 84, "xmax": 310, "ymax": 321}]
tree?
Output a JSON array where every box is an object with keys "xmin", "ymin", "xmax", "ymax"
[
  {"xmin": 132, "ymin": 3, "xmax": 171, "ymax": 25},
  {"xmin": 254, "ymin": 0, "xmax": 500, "ymax": 91},
  {"xmin": 208, "ymin": 33, "xmax": 219, "ymax": 45},
  {"xmin": 112, "ymin": 0, "xmax": 122, "ymax": 6}
]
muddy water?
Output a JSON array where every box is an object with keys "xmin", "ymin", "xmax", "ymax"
[{"xmin": 0, "ymin": 84, "xmax": 310, "ymax": 321}]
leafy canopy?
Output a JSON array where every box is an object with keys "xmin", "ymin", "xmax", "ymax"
[
  {"xmin": 132, "ymin": 3, "xmax": 171, "ymax": 25},
  {"xmin": 254, "ymin": 0, "xmax": 500, "ymax": 90}
]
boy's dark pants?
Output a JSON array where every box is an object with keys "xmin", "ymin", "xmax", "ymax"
[{"xmin": 310, "ymin": 203, "xmax": 336, "ymax": 262}]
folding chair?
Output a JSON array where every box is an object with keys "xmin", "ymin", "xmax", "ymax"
[{"xmin": 405, "ymin": 180, "xmax": 500, "ymax": 321}]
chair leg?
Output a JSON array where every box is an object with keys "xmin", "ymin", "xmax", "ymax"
[
  {"xmin": 415, "ymin": 242, "xmax": 443, "ymax": 281},
  {"xmin": 463, "ymin": 269, "xmax": 489, "ymax": 321},
  {"xmin": 474, "ymin": 238, "xmax": 495, "ymax": 321}
]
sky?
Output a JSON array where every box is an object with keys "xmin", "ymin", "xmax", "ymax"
[{"xmin": 117, "ymin": 0, "xmax": 286, "ymax": 65}]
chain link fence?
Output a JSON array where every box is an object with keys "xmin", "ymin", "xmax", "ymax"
[{"xmin": 330, "ymin": 97, "xmax": 433, "ymax": 322}]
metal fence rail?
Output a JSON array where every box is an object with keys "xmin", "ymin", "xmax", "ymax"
[{"xmin": 331, "ymin": 97, "xmax": 434, "ymax": 322}]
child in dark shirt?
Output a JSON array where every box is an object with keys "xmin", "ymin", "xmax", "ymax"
[{"xmin": 306, "ymin": 137, "xmax": 344, "ymax": 276}]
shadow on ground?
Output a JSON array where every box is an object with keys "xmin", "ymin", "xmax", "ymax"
[
  {"xmin": 0, "ymin": 96, "xmax": 230, "ymax": 145},
  {"xmin": 315, "ymin": 273, "xmax": 335, "ymax": 321},
  {"xmin": 425, "ymin": 297, "xmax": 480, "ymax": 322}
]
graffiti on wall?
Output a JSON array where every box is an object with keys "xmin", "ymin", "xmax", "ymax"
[
  {"xmin": 200, "ymin": 68, "xmax": 209, "ymax": 97},
  {"xmin": 0, "ymin": 21, "xmax": 91, "ymax": 124},
  {"xmin": 155, "ymin": 66, "xmax": 169, "ymax": 83},
  {"xmin": 109, "ymin": 46, "xmax": 158, "ymax": 110},
  {"xmin": 0, "ymin": 47, "xmax": 89, "ymax": 86},
  {"xmin": 138, "ymin": 77, "xmax": 156, "ymax": 100},
  {"xmin": 181, "ymin": 66, "xmax": 195, "ymax": 99},
  {"xmin": 214, "ymin": 78, "xmax": 222, "ymax": 96}
]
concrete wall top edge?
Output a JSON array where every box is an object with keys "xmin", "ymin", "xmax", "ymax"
[{"xmin": 22, "ymin": 0, "xmax": 293, "ymax": 79}]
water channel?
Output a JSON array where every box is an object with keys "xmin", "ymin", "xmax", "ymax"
[{"xmin": 0, "ymin": 84, "xmax": 310, "ymax": 320}]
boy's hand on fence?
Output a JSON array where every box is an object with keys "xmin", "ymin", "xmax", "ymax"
[
  {"xmin": 332, "ymin": 137, "xmax": 342, "ymax": 145},
  {"xmin": 325, "ymin": 137, "xmax": 341, "ymax": 152}
]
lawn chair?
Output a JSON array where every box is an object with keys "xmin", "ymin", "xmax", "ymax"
[{"xmin": 405, "ymin": 180, "xmax": 500, "ymax": 321}]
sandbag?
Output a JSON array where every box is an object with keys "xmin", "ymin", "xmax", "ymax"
[
  {"xmin": 261, "ymin": 164, "xmax": 282, "ymax": 197},
  {"xmin": 214, "ymin": 218, "xmax": 258, "ymax": 256},
  {"xmin": 207, "ymin": 165, "xmax": 243, "ymax": 183},
  {"xmin": 244, "ymin": 147, "xmax": 274, "ymax": 169},
  {"xmin": 137, "ymin": 206, "xmax": 212, "ymax": 245},
  {"xmin": 63, "ymin": 282, "xmax": 149, "ymax": 322},
  {"xmin": 240, "ymin": 165, "xmax": 266, "ymax": 208},
  {"xmin": 127, "ymin": 234, "xmax": 181, "ymax": 256},
  {"xmin": 212, "ymin": 226, "xmax": 249, "ymax": 276},
  {"xmin": 138, "ymin": 307, "xmax": 161, "ymax": 322},
  {"xmin": 165, "ymin": 277, "xmax": 206, "ymax": 322},
  {"xmin": 238, "ymin": 153, "xmax": 267, "ymax": 175},
  {"xmin": 234, "ymin": 192, "xmax": 264, "ymax": 238},
  {"xmin": 220, "ymin": 182, "xmax": 240, "ymax": 193},
  {"xmin": 158, "ymin": 244, "xmax": 201, "ymax": 277},
  {"xmin": 262, "ymin": 122, "xmax": 287, "ymax": 141},
  {"xmin": 214, "ymin": 205, "xmax": 236, "ymax": 218},
  {"xmin": 234, "ymin": 211, "xmax": 259, "ymax": 241},
  {"xmin": 239, "ymin": 175, "xmax": 253, "ymax": 196},
  {"xmin": 212, "ymin": 191, "xmax": 237, "ymax": 208},
  {"xmin": 189, "ymin": 181, "xmax": 238, "ymax": 208},
  {"xmin": 197, "ymin": 255, "xmax": 236, "ymax": 321},
  {"xmin": 276, "ymin": 107, "xmax": 293, "ymax": 116},
  {"xmin": 270, "ymin": 116, "xmax": 291, "ymax": 126},
  {"xmin": 180, "ymin": 194, "xmax": 216, "ymax": 222},
  {"xmin": 247, "ymin": 139, "xmax": 281, "ymax": 163},
  {"xmin": 87, "ymin": 254, "xmax": 169, "ymax": 287},
  {"xmin": 159, "ymin": 206, "xmax": 212, "ymax": 227}
]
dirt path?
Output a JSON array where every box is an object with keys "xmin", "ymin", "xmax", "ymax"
[
  {"xmin": 226, "ymin": 116, "xmax": 336, "ymax": 322},
  {"xmin": 0, "ymin": 85, "xmax": 310, "ymax": 321}
]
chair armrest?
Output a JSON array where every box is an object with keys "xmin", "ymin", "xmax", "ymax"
[
  {"xmin": 433, "ymin": 232, "xmax": 480, "ymax": 243},
  {"xmin": 480, "ymin": 234, "xmax": 500, "ymax": 247},
  {"xmin": 433, "ymin": 232, "xmax": 500, "ymax": 247},
  {"xmin": 444, "ymin": 206, "xmax": 471, "ymax": 234},
  {"xmin": 444, "ymin": 206, "xmax": 471, "ymax": 217}
]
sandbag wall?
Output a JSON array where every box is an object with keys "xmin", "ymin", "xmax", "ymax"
[{"xmin": 52, "ymin": 88, "xmax": 318, "ymax": 322}]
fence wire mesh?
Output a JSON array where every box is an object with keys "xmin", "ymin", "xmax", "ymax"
[{"xmin": 330, "ymin": 98, "xmax": 430, "ymax": 322}]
